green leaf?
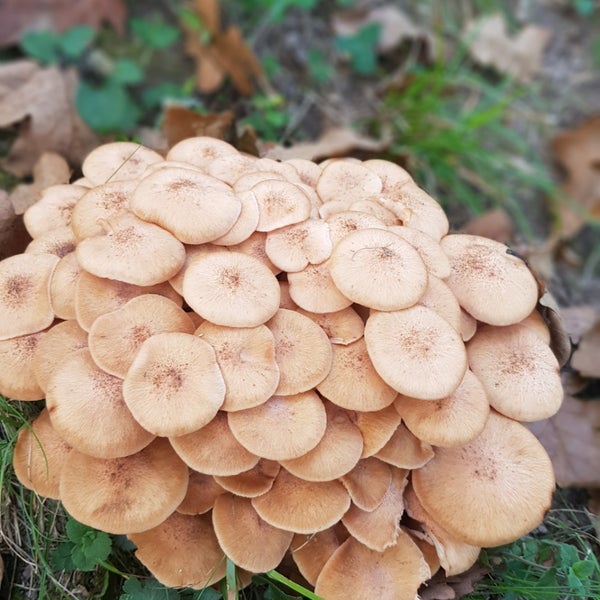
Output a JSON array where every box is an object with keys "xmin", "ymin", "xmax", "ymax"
[
  {"xmin": 20, "ymin": 30, "xmax": 61, "ymax": 64},
  {"xmin": 335, "ymin": 22, "xmax": 381, "ymax": 75},
  {"xmin": 268, "ymin": 0, "xmax": 317, "ymax": 23},
  {"xmin": 131, "ymin": 17, "xmax": 180, "ymax": 49},
  {"xmin": 65, "ymin": 519, "xmax": 112, "ymax": 571},
  {"xmin": 307, "ymin": 49, "xmax": 333, "ymax": 83},
  {"xmin": 263, "ymin": 585, "xmax": 299, "ymax": 600},
  {"xmin": 557, "ymin": 542, "xmax": 580, "ymax": 567},
  {"xmin": 111, "ymin": 59, "xmax": 144, "ymax": 85},
  {"xmin": 76, "ymin": 80, "xmax": 141, "ymax": 133},
  {"xmin": 120, "ymin": 577, "xmax": 181, "ymax": 599},
  {"xmin": 189, "ymin": 588, "xmax": 222, "ymax": 600},
  {"xmin": 141, "ymin": 82, "xmax": 188, "ymax": 109},
  {"xmin": 59, "ymin": 25, "xmax": 95, "ymax": 60},
  {"xmin": 571, "ymin": 559, "xmax": 596, "ymax": 580},
  {"xmin": 51, "ymin": 541, "xmax": 76, "ymax": 572}
]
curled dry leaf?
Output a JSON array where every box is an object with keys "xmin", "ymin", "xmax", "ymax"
[
  {"xmin": 162, "ymin": 106, "xmax": 235, "ymax": 149},
  {"xmin": 461, "ymin": 208, "xmax": 514, "ymax": 243},
  {"xmin": 0, "ymin": 190, "xmax": 31, "ymax": 260},
  {"xmin": 0, "ymin": 61, "xmax": 99, "ymax": 176},
  {"xmin": 464, "ymin": 13, "xmax": 552, "ymax": 82}
]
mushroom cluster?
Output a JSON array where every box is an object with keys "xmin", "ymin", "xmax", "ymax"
[{"xmin": 2, "ymin": 137, "xmax": 562, "ymax": 599}]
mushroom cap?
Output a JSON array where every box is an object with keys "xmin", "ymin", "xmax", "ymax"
[
  {"xmin": 228, "ymin": 391, "xmax": 327, "ymax": 461},
  {"xmin": 0, "ymin": 331, "xmax": 46, "ymax": 400},
  {"xmin": 194, "ymin": 321, "xmax": 279, "ymax": 411},
  {"xmin": 46, "ymin": 349, "xmax": 155, "ymax": 458},
  {"xmin": 365, "ymin": 306, "xmax": 468, "ymax": 400},
  {"xmin": 328, "ymin": 228, "xmax": 428, "ymax": 311},
  {"xmin": 130, "ymin": 167, "xmax": 242, "ymax": 244},
  {"xmin": 0, "ymin": 253, "xmax": 58, "ymax": 341},
  {"xmin": 296, "ymin": 306, "xmax": 364, "ymax": 345},
  {"xmin": 267, "ymin": 308, "xmax": 333, "ymax": 396},
  {"xmin": 252, "ymin": 469, "xmax": 351, "ymax": 534},
  {"xmin": 123, "ymin": 332, "xmax": 225, "ymax": 437},
  {"xmin": 317, "ymin": 338, "xmax": 397, "ymax": 411},
  {"xmin": 416, "ymin": 275, "xmax": 462, "ymax": 334},
  {"xmin": 49, "ymin": 252, "xmax": 82, "ymax": 320},
  {"xmin": 183, "ymin": 251, "xmax": 280, "ymax": 327},
  {"xmin": 412, "ymin": 411, "xmax": 555, "ymax": 547},
  {"xmin": 76, "ymin": 213, "xmax": 186, "ymax": 286},
  {"xmin": 353, "ymin": 404, "xmax": 402, "ymax": 458},
  {"xmin": 316, "ymin": 160, "xmax": 383, "ymax": 205},
  {"xmin": 60, "ymin": 438, "xmax": 189, "ymax": 534},
  {"xmin": 362, "ymin": 158, "xmax": 413, "ymax": 191},
  {"xmin": 88, "ymin": 293, "xmax": 195, "ymax": 378},
  {"xmin": 211, "ymin": 189, "xmax": 260, "ymax": 246},
  {"xmin": 314, "ymin": 530, "xmax": 430, "ymax": 600},
  {"xmin": 129, "ymin": 512, "xmax": 226, "ymax": 589},
  {"xmin": 212, "ymin": 494, "xmax": 293, "ymax": 573},
  {"xmin": 290, "ymin": 528, "xmax": 342, "ymax": 586},
  {"xmin": 440, "ymin": 234, "xmax": 539, "ymax": 326},
  {"xmin": 25, "ymin": 225, "xmax": 77, "ymax": 258},
  {"xmin": 326, "ymin": 211, "xmax": 387, "ymax": 246},
  {"xmin": 176, "ymin": 470, "xmax": 226, "ymax": 515},
  {"xmin": 467, "ymin": 324, "xmax": 563, "ymax": 422},
  {"xmin": 252, "ymin": 179, "xmax": 312, "ymax": 232},
  {"xmin": 339, "ymin": 457, "xmax": 392, "ymax": 511},
  {"xmin": 13, "ymin": 408, "xmax": 72, "ymax": 499},
  {"xmin": 284, "ymin": 158, "xmax": 322, "ymax": 187},
  {"xmin": 170, "ymin": 412, "xmax": 259, "ymax": 476},
  {"xmin": 374, "ymin": 423, "xmax": 434, "ymax": 469},
  {"xmin": 228, "ymin": 230, "xmax": 281, "ymax": 274},
  {"xmin": 395, "ymin": 369, "xmax": 490, "ymax": 447},
  {"xmin": 214, "ymin": 459, "xmax": 280, "ymax": 498},
  {"xmin": 166, "ymin": 136, "xmax": 239, "ymax": 169}
]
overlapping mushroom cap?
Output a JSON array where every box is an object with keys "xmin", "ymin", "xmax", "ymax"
[{"xmin": 3, "ymin": 137, "xmax": 563, "ymax": 598}]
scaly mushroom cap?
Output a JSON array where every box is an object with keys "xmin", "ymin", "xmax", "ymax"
[
  {"xmin": 412, "ymin": 411, "xmax": 555, "ymax": 547},
  {"xmin": 123, "ymin": 332, "xmax": 225, "ymax": 437},
  {"xmin": 60, "ymin": 438, "xmax": 188, "ymax": 534}
]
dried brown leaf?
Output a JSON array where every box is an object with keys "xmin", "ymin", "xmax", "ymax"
[
  {"xmin": 528, "ymin": 381, "xmax": 600, "ymax": 488},
  {"xmin": 465, "ymin": 13, "xmax": 552, "ymax": 82},
  {"xmin": 162, "ymin": 106, "xmax": 235, "ymax": 148},
  {"xmin": 537, "ymin": 290, "xmax": 572, "ymax": 368},
  {"xmin": 560, "ymin": 305, "xmax": 599, "ymax": 345},
  {"xmin": 461, "ymin": 208, "xmax": 514, "ymax": 243},
  {"xmin": 0, "ymin": 0, "xmax": 126, "ymax": 47},
  {"xmin": 419, "ymin": 565, "xmax": 488, "ymax": 600},
  {"xmin": 0, "ymin": 61, "xmax": 99, "ymax": 176},
  {"xmin": 0, "ymin": 189, "xmax": 31, "ymax": 259}
]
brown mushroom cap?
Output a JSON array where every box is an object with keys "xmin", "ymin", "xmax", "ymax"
[
  {"xmin": 170, "ymin": 412, "xmax": 259, "ymax": 476},
  {"xmin": 326, "ymin": 211, "xmax": 387, "ymax": 246},
  {"xmin": 0, "ymin": 253, "xmax": 58, "ymax": 341},
  {"xmin": 25, "ymin": 226, "xmax": 77, "ymax": 258},
  {"xmin": 252, "ymin": 469, "xmax": 351, "ymax": 534},
  {"xmin": 13, "ymin": 408, "xmax": 72, "ymax": 499},
  {"xmin": 166, "ymin": 136, "xmax": 239, "ymax": 169},
  {"xmin": 213, "ymin": 494, "xmax": 293, "ymax": 573},
  {"xmin": 49, "ymin": 252, "xmax": 82, "ymax": 320},
  {"xmin": 374, "ymin": 422, "xmax": 434, "ymax": 469},
  {"xmin": 440, "ymin": 234, "xmax": 539, "ymax": 326},
  {"xmin": 339, "ymin": 457, "xmax": 392, "ymax": 511},
  {"xmin": 0, "ymin": 330, "xmax": 46, "ymax": 400},
  {"xmin": 296, "ymin": 306, "xmax": 364, "ymax": 345},
  {"xmin": 316, "ymin": 160, "xmax": 383, "ymax": 205},
  {"xmin": 177, "ymin": 470, "xmax": 226, "ymax": 515},
  {"xmin": 228, "ymin": 392, "xmax": 327, "ymax": 461},
  {"xmin": 183, "ymin": 251, "xmax": 280, "ymax": 327},
  {"xmin": 214, "ymin": 459, "xmax": 280, "ymax": 498},
  {"xmin": 329, "ymin": 228, "xmax": 428, "ymax": 311},
  {"xmin": 353, "ymin": 404, "xmax": 402, "ymax": 458},
  {"xmin": 129, "ymin": 512, "xmax": 226, "ymax": 589},
  {"xmin": 123, "ymin": 332, "xmax": 225, "ymax": 437},
  {"xmin": 290, "ymin": 528, "xmax": 342, "ymax": 586},
  {"xmin": 60, "ymin": 438, "xmax": 189, "ymax": 534},
  {"xmin": 76, "ymin": 213, "xmax": 186, "ymax": 286},
  {"xmin": 365, "ymin": 306, "xmax": 468, "ymax": 400},
  {"xmin": 46, "ymin": 349, "xmax": 155, "ymax": 458},
  {"xmin": 88, "ymin": 294, "xmax": 195, "ymax": 378},
  {"xmin": 412, "ymin": 411, "xmax": 555, "ymax": 547}
]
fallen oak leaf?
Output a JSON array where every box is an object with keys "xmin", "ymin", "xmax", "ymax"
[
  {"xmin": 0, "ymin": 60, "xmax": 99, "ymax": 176},
  {"xmin": 162, "ymin": 105, "xmax": 235, "ymax": 148}
]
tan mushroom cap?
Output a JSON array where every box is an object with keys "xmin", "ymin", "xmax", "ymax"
[
  {"xmin": 183, "ymin": 251, "xmax": 280, "ymax": 327},
  {"xmin": 314, "ymin": 530, "xmax": 430, "ymax": 600},
  {"xmin": 287, "ymin": 260, "xmax": 353, "ymax": 314},
  {"xmin": 170, "ymin": 412, "xmax": 259, "ymax": 476},
  {"xmin": 0, "ymin": 331, "xmax": 46, "ymax": 400},
  {"xmin": 317, "ymin": 338, "xmax": 397, "ymax": 411},
  {"xmin": 49, "ymin": 252, "xmax": 82, "ymax": 320},
  {"xmin": 123, "ymin": 332, "xmax": 225, "ymax": 437},
  {"xmin": 229, "ymin": 230, "xmax": 281, "ymax": 274},
  {"xmin": 25, "ymin": 226, "xmax": 76, "ymax": 258},
  {"xmin": 23, "ymin": 184, "xmax": 87, "ymax": 238},
  {"xmin": 325, "ymin": 211, "xmax": 387, "ymax": 246},
  {"xmin": 46, "ymin": 349, "xmax": 155, "ymax": 458},
  {"xmin": 130, "ymin": 167, "xmax": 242, "ymax": 244},
  {"xmin": 329, "ymin": 228, "xmax": 428, "ymax": 311},
  {"xmin": 207, "ymin": 153, "xmax": 257, "ymax": 184},
  {"xmin": 339, "ymin": 457, "xmax": 392, "ymax": 512},
  {"xmin": 211, "ymin": 189, "xmax": 260, "ymax": 246},
  {"xmin": 342, "ymin": 467, "xmax": 408, "ymax": 551},
  {"xmin": 412, "ymin": 410, "xmax": 555, "ymax": 547},
  {"xmin": 13, "ymin": 409, "xmax": 72, "ymax": 499},
  {"xmin": 460, "ymin": 308, "xmax": 477, "ymax": 341},
  {"xmin": 129, "ymin": 512, "xmax": 226, "ymax": 589},
  {"xmin": 195, "ymin": 321, "xmax": 279, "ymax": 411},
  {"xmin": 233, "ymin": 170, "xmax": 286, "ymax": 192},
  {"xmin": 265, "ymin": 219, "xmax": 332, "ymax": 272},
  {"xmin": 416, "ymin": 275, "xmax": 462, "ymax": 333},
  {"xmin": 467, "ymin": 324, "xmax": 563, "ymax": 422},
  {"xmin": 70, "ymin": 180, "xmax": 136, "ymax": 240},
  {"xmin": 252, "ymin": 469, "xmax": 351, "ymax": 534},
  {"xmin": 284, "ymin": 158, "xmax": 322, "ymax": 187},
  {"xmin": 403, "ymin": 528, "xmax": 441, "ymax": 578},
  {"xmin": 290, "ymin": 528, "xmax": 342, "ymax": 586},
  {"xmin": 75, "ymin": 270, "xmax": 182, "ymax": 331},
  {"xmin": 177, "ymin": 470, "xmax": 226, "ymax": 515},
  {"xmin": 166, "ymin": 136, "xmax": 239, "ymax": 169},
  {"xmin": 76, "ymin": 213, "xmax": 186, "ymax": 286},
  {"xmin": 60, "ymin": 438, "xmax": 188, "ymax": 534},
  {"xmin": 441, "ymin": 234, "xmax": 539, "ymax": 326},
  {"xmin": 168, "ymin": 243, "xmax": 227, "ymax": 295},
  {"xmin": 82, "ymin": 141, "xmax": 163, "ymax": 185},
  {"xmin": 353, "ymin": 404, "xmax": 402, "ymax": 458},
  {"xmin": 213, "ymin": 494, "xmax": 293, "ymax": 573},
  {"xmin": 362, "ymin": 159, "xmax": 413, "ymax": 191},
  {"xmin": 316, "ymin": 160, "xmax": 383, "ymax": 205},
  {"xmin": 252, "ymin": 179, "xmax": 312, "ymax": 232},
  {"xmin": 214, "ymin": 459, "xmax": 280, "ymax": 498},
  {"xmin": 374, "ymin": 422, "xmax": 434, "ymax": 469},
  {"xmin": 228, "ymin": 391, "xmax": 327, "ymax": 461},
  {"xmin": 389, "ymin": 227, "xmax": 450, "ymax": 279},
  {"xmin": 281, "ymin": 403, "xmax": 363, "ymax": 481},
  {"xmin": 0, "ymin": 253, "xmax": 58, "ymax": 340},
  {"xmin": 365, "ymin": 306, "xmax": 468, "ymax": 400},
  {"xmin": 296, "ymin": 306, "xmax": 363, "ymax": 346},
  {"xmin": 89, "ymin": 294, "xmax": 195, "ymax": 378},
  {"xmin": 268, "ymin": 308, "xmax": 333, "ymax": 395},
  {"xmin": 519, "ymin": 309, "xmax": 552, "ymax": 345},
  {"xmin": 350, "ymin": 199, "xmax": 398, "ymax": 225},
  {"xmin": 32, "ymin": 319, "xmax": 88, "ymax": 391},
  {"xmin": 395, "ymin": 370, "xmax": 490, "ymax": 447}
]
